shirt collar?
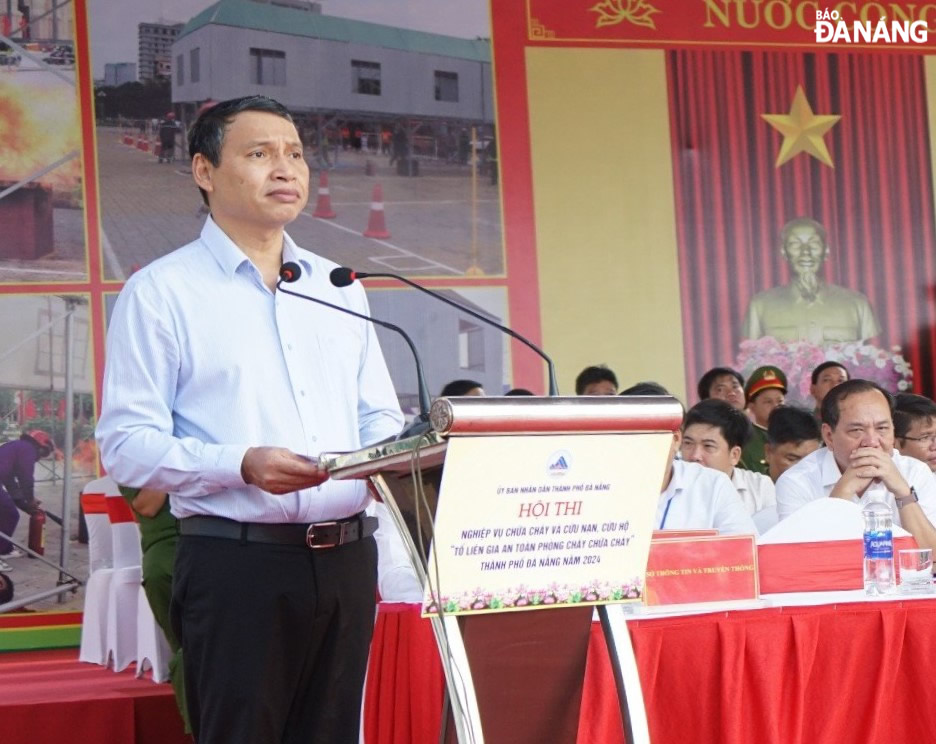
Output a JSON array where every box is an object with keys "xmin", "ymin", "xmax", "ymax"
[
  {"xmin": 200, "ymin": 216, "xmax": 312, "ymax": 278},
  {"xmin": 281, "ymin": 232, "xmax": 313, "ymax": 276}
]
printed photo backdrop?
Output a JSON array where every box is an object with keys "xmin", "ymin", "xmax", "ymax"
[
  {"xmin": 0, "ymin": 4, "xmax": 84, "ymax": 283},
  {"xmin": 0, "ymin": 0, "xmax": 530, "ymax": 614},
  {"xmin": 90, "ymin": 0, "xmax": 503, "ymax": 280},
  {"xmin": 87, "ymin": 0, "xmax": 518, "ymax": 406}
]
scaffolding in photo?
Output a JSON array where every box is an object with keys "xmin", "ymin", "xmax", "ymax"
[{"xmin": 0, "ymin": 295, "xmax": 92, "ymax": 612}]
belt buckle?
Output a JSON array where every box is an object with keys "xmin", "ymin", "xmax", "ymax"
[{"xmin": 306, "ymin": 521, "xmax": 340, "ymax": 550}]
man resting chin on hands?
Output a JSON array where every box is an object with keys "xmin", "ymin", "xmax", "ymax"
[{"xmin": 777, "ymin": 379, "xmax": 936, "ymax": 563}]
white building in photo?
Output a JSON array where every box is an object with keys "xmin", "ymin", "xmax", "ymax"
[{"xmin": 170, "ymin": 0, "xmax": 493, "ymax": 125}]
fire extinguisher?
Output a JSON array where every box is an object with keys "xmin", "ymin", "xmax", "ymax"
[{"xmin": 28, "ymin": 508, "xmax": 46, "ymax": 557}]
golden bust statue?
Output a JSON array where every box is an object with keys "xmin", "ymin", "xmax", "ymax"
[{"xmin": 741, "ymin": 217, "xmax": 880, "ymax": 344}]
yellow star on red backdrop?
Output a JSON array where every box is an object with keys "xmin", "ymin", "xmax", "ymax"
[{"xmin": 761, "ymin": 86, "xmax": 841, "ymax": 168}]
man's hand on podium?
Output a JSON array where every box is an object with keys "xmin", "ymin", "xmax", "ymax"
[{"xmin": 241, "ymin": 447, "xmax": 330, "ymax": 494}]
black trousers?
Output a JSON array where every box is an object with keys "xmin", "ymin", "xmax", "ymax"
[{"xmin": 170, "ymin": 532, "xmax": 378, "ymax": 744}]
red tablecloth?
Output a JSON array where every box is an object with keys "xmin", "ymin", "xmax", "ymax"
[
  {"xmin": 364, "ymin": 603, "xmax": 445, "ymax": 744},
  {"xmin": 365, "ymin": 600, "xmax": 936, "ymax": 744}
]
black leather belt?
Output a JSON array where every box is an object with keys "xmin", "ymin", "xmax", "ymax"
[{"xmin": 179, "ymin": 513, "xmax": 377, "ymax": 550}]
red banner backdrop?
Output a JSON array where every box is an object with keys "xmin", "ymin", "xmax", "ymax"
[
  {"xmin": 667, "ymin": 50, "xmax": 936, "ymax": 398},
  {"xmin": 525, "ymin": 0, "xmax": 936, "ymax": 50}
]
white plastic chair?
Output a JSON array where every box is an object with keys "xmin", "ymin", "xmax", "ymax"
[
  {"xmin": 79, "ymin": 477, "xmax": 172, "ymax": 680},
  {"xmin": 104, "ymin": 492, "xmax": 143, "ymax": 672},
  {"xmin": 136, "ymin": 585, "xmax": 172, "ymax": 682},
  {"xmin": 78, "ymin": 477, "xmax": 120, "ymax": 666},
  {"xmin": 83, "ymin": 482, "xmax": 115, "ymax": 573}
]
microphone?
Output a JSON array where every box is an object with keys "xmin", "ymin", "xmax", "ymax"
[
  {"xmin": 330, "ymin": 267, "xmax": 560, "ymax": 396},
  {"xmin": 279, "ymin": 263, "xmax": 301, "ymax": 282},
  {"xmin": 277, "ymin": 262, "xmax": 432, "ymax": 439}
]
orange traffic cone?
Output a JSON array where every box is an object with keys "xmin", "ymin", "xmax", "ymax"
[
  {"xmin": 312, "ymin": 171, "xmax": 336, "ymax": 218},
  {"xmin": 363, "ymin": 183, "xmax": 390, "ymax": 239}
]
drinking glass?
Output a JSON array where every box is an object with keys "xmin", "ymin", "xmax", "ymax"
[{"xmin": 898, "ymin": 548, "xmax": 933, "ymax": 594}]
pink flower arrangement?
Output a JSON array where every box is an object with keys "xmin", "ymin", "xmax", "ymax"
[
  {"xmin": 426, "ymin": 580, "xmax": 643, "ymax": 614},
  {"xmin": 735, "ymin": 337, "xmax": 912, "ymax": 406}
]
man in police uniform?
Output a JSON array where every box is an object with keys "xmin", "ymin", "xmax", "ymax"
[{"xmin": 741, "ymin": 366, "xmax": 787, "ymax": 474}]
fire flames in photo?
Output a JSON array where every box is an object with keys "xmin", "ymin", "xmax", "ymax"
[{"xmin": 0, "ymin": 74, "xmax": 81, "ymax": 193}]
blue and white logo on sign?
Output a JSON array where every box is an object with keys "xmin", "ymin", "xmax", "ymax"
[{"xmin": 547, "ymin": 450, "xmax": 572, "ymax": 476}]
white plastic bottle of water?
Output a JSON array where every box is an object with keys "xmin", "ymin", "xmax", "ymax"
[{"xmin": 863, "ymin": 493, "xmax": 896, "ymax": 596}]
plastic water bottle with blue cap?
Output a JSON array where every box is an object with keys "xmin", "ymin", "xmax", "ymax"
[{"xmin": 863, "ymin": 492, "xmax": 895, "ymax": 595}]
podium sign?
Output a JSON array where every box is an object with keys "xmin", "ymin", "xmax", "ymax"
[
  {"xmin": 423, "ymin": 431, "xmax": 673, "ymax": 617},
  {"xmin": 326, "ymin": 396, "xmax": 684, "ymax": 744}
]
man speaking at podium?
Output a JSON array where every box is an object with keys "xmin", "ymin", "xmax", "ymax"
[{"xmin": 96, "ymin": 96, "xmax": 404, "ymax": 744}]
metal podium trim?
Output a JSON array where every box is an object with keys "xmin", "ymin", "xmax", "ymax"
[
  {"xmin": 326, "ymin": 434, "xmax": 484, "ymax": 744},
  {"xmin": 320, "ymin": 431, "xmax": 448, "ymax": 478},
  {"xmin": 598, "ymin": 605, "xmax": 651, "ymax": 744}
]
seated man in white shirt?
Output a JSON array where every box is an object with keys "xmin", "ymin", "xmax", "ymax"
[
  {"xmin": 659, "ymin": 428, "xmax": 757, "ymax": 535},
  {"xmin": 894, "ymin": 393, "xmax": 936, "ymax": 473},
  {"xmin": 622, "ymin": 383, "xmax": 755, "ymax": 534},
  {"xmin": 680, "ymin": 399, "xmax": 776, "ymax": 516},
  {"xmin": 764, "ymin": 405, "xmax": 822, "ymax": 482},
  {"xmin": 776, "ymin": 380, "xmax": 936, "ymax": 555}
]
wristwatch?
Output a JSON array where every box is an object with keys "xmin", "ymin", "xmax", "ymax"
[{"xmin": 896, "ymin": 486, "xmax": 919, "ymax": 509}]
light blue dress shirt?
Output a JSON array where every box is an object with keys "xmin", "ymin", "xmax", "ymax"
[{"xmin": 96, "ymin": 217, "xmax": 404, "ymax": 523}]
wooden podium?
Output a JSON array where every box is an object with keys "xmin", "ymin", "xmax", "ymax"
[{"xmin": 322, "ymin": 395, "xmax": 683, "ymax": 744}]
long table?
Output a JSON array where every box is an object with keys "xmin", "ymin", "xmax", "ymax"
[{"xmin": 365, "ymin": 599, "xmax": 936, "ymax": 743}]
